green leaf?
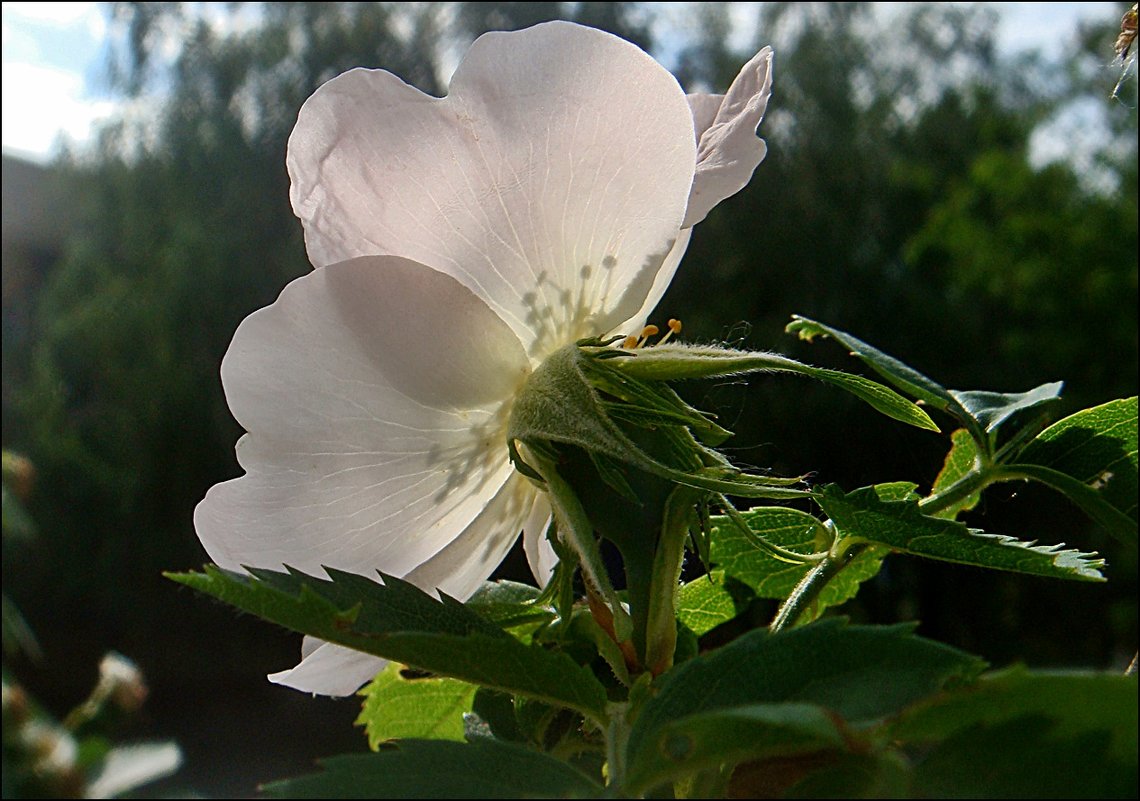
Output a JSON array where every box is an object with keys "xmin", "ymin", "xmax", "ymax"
[
  {"xmin": 909, "ymin": 716, "xmax": 1136, "ymax": 798},
  {"xmin": 894, "ymin": 669, "xmax": 1138, "ymax": 798},
  {"xmin": 931, "ymin": 429, "xmax": 982, "ymax": 519},
  {"xmin": 677, "ymin": 573, "xmax": 753, "ymax": 636},
  {"xmin": 624, "ymin": 702, "xmax": 847, "ymax": 795},
  {"xmin": 892, "ymin": 666, "xmax": 1138, "ymax": 763},
  {"xmin": 780, "ymin": 752, "xmax": 911, "ymax": 799},
  {"xmin": 262, "ymin": 739, "xmax": 604, "ymax": 799},
  {"xmin": 676, "ymin": 507, "xmax": 886, "ymax": 635},
  {"xmin": 166, "ymin": 566, "xmax": 609, "ymax": 722},
  {"xmin": 816, "ymin": 485, "xmax": 1106, "ymax": 581},
  {"xmin": 356, "ymin": 663, "xmax": 477, "ymax": 749},
  {"xmin": 627, "ymin": 620, "xmax": 984, "ymax": 778},
  {"xmin": 948, "ymin": 381, "xmax": 1064, "ymax": 434},
  {"xmin": 1013, "ymin": 396, "xmax": 1138, "ymax": 544}
]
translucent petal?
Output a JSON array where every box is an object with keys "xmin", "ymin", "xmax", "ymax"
[
  {"xmin": 269, "ymin": 475, "xmax": 538, "ymax": 696},
  {"xmin": 683, "ymin": 47, "xmax": 773, "ymax": 227},
  {"xmin": 521, "ymin": 494, "xmax": 556, "ymax": 587},
  {"xmin": 194, "ymin": 255, "xmax": 529, "ymax": 580},
  {"xmin": 287, "ymin": 21, "xmax": 697, "ymax": 358},
  {"xmin": 403, "ymin": 472, "xmax": 538, "ymax": 596},
  {"xmin": 612, "ymin": 227, "xmax": 692, "ymax": 339}
]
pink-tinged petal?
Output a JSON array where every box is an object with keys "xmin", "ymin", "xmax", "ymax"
[
  {"xmin": 521, "ymin": 494, "xmax": 556, "ymax": 587},
  {"xmin": 287, "ymin": 21, "xmax": 697, "ymax": 357},
  {"xmin": 683, "ymin": 47, "xmax": 773, "ymax": 228},
  {"xmin": 269, "ymin": 640, "xmax": 383, "ymax": 697},
  {"xmin": 194, "ymin": 255, "xmax": 529, "ymax": 580}
]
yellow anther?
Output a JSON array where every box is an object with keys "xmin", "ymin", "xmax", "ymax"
[
  {"xmin": 658, "ymin": 318, "xmax": 683, "ymax": 346},
  {"xmin": 622, "ymin": 335, "xmax": 639, "ymax": 349}
]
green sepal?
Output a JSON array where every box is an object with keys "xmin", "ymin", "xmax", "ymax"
[
  {"xmin": 599, "ymin": 342, "xmax": 939, "ymax": 432},
  {"xmin": 509, "ymin": 344, "xmax": 808, "ymax": 500}
]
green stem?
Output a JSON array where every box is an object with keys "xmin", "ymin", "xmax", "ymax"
[
  {"xmin": 917, "ymin": 467, "xmax": 992, "ymax": 517},
  {"xmin": 769, "ymin": 542, "xmax": 868, "ymax": 633},
  {"xmin": 719, "ymin": 494, "xmax": 828, "ymax": 565},
  {"xmin": 605, "ymin": 701, "xmax": 631, "ymax": 790},
  {"xmin": 644, "ymin": 487, "xmax": 702, "ymax": 675},
  {"xmin": 525, "ymin": 445, "xmax": 633, "ymax": 643}
]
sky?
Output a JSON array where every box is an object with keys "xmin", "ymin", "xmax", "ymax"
[{"xmin": 0, "ymin": 1, "xmax": 1127, "ymax": 163}]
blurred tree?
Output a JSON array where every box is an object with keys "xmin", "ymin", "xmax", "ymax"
[{"xmin": 660, "ymin": 1, "xmax": 1136, "ymax": 667}]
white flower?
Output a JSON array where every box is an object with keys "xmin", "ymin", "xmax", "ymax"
[{"xmin": 194, "ymin": 21, "xmax": 772, "ymax": 696}]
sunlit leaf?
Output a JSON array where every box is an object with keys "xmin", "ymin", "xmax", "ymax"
[
  {"xmin": 816, "ymin": 485, "xmax": 1105, "ymax": 581},
  {"xmin": 677, "ymin": 507, "xmax": 886, "ymax": 635},
  {"xmin": 356, "ymin": 663, "xmax": 477, "ymax": 749},
  {"xmin": 931, "ymin": 429, "xmax": 982, "ymax": 519},
  {"xmin": 1012, "ymin": 396, "xmax": 1137, "ymax": 544}
]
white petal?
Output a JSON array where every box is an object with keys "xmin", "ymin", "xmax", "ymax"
[
  {"xmin": 521, "ymin": 494, "xmax": 556, "ymax": 587},
  {"xmin": 287, "ymin": 21, "xmax": 697, "ymax": 357},
  {"xmin": 403, "ymin": 472, "xmax": 538, "ymax": 598},
  {"xmin": 687, "ymin": 93, "xmax": 724, "ymax": 142},
  {"xmin": 194, "ymin": 255, "xmax": 530, "ymax": 580},
  {"xmin": 683, "ymin": 47, "xmax": 773, "ymax": 228},
  {"xmin": 268, "ymin": 641, "xmax": 383, "ymax": 697}
]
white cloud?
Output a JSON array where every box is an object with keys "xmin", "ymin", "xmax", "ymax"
[
  {"xmin": 2, "ymin": 1, "xmax": 104, "ymax": 35},
  {"xmin": 1, "ymin": 61, "xmax": 113, "ymax": 160}
]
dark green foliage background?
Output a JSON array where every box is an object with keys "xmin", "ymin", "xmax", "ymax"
[{"xmin": 2, "ymin": 2, "xmax": 1135, "ymax": 795}]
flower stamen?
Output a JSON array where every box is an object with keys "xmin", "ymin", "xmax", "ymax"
[{"xmin": 658, "ymin": 318, "xmax": 683, "ymax": 346}]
